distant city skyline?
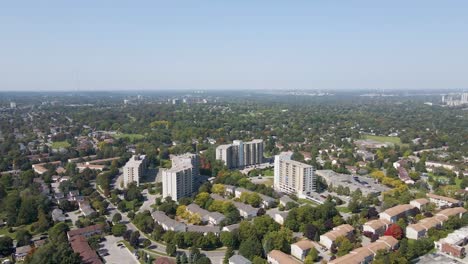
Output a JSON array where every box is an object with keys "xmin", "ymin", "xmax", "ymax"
[{"xmin": 1, "ymin": 1, "xmax": 468, "ymax": 91}]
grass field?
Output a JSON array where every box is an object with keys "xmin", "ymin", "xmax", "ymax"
[
  {"xmin": 298, "ymin": 198, "xmax": 319, "ymax": 206},
  {"xmin": 337, "ymin": 206, "xmax": 351, "ymax": 213},
  {"xmin": 363, "ymin": 135, "xmax": 407, "ymax": 146},
  {"xmin": 51, "ymin": 141, "xmax": 71, "ymax": 149},
  {"xmin": 114, "ymin": 133, "xmax": 145, "ymax": 141}
]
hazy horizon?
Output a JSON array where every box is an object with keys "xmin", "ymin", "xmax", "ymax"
[{"xmin": 1, "ymin": 1, "xmax": 468, "ymax": 91}]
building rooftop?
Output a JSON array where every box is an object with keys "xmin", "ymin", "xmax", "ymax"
[
  {"xmin": 292, "ymin": 240, "xmax": 315, "ymax": 251},
  {"xmin": 233, "ymin": 202, "xmax": 259, "ymax": 215},
  {"xmin": 187, "ymin": 225, "xmax": 220, "ymax": 234},
  {"xmin": 435, "ymin": 207, "xmax": 467, "ymax": 219},
  {"xmin": 268, "ymin": 250, "xmax": 301, "ymax": 264},
  {"xmin": 321, "ymin": 224, "xmax": 354, "ymax": 241},
  {"xmin": 229, "ymin": 254, "xmax": 252, "ymax": 264},
  {"xmin": 67, "ymin": 224, "xmax": 104, "ymax": 238},
  {"xmin": 410, "ymin": 198, "xmax": 430, "ymax": 205},
  {"xmin": 363, "ymin": 219, "xmax": 391, "ymax": 230},
  {"xmin": 427, "ymin": 193, "xmax": 460, "ymax": 204},
  {"xmin": 380, "ymin": 204, "xmax": 415, "ymax": 217},
  {"xmin": 69, "ymin": 235, "xmax": 103, "ymax": 264},
  {"xmin": 152, "ymin": 211, "xmax": 186, "ymax": 229},
  {"xmin": 15, "ymin": 245, "xmax": 32, "ymax": 255}
]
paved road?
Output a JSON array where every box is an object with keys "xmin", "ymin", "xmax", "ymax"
[
  {"xmin": 97, "ymin": 186, "xmax": 226, "ymax": 264},
  {"xmin": 101, "ymin": 235, "xmax": 139, "ymax": 264},
  {"xmin": 138, "ymin": 189, "xmax": 160, "ymax": 213}
]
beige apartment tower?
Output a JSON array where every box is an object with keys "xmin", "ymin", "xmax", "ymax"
[
  {"xmin": 162, "ymin": 153, "xmax": 199, "ymax": 201},
  {"xmin": 274, "ymin": 152, "xmax": 316, "ymax": 198},
  {"xmin": 216, "ymin": 139, "xmax": 263, "ymax": 169}
]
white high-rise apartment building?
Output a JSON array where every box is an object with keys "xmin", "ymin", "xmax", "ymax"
[
  {"xmin": 162, "ymin": 153, "xmax": 199, "ymax": 201},
  {"xmin": 123, "ymin": 154, "xmax": 147, "ymax": 188},
  {"xmin": 216, "ymin": 139, "xmax": 263, "ymax": 169},
  {"xmin": 274, "ymin": 152, "xmax": 316, "ymax": 198}
]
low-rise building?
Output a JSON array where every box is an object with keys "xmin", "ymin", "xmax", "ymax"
[
  {"xmin": 291, "ymin": 240, "xmax": 316, "ymax": 261},
  {"xmin": 78, "ymin": 201, "xmax": 96, "ymax": 217},
  {"xmin": 52, "ymin": 208, "xmax": 66, "ymax": 222},
  {"xmin": 69, "ymin": 234, "xmax": 103, "ymax": 264},
  {"xmin": 363, "ymin": 219, "xmax": 391, "ymax": 236},
  {"xmin": 319, "ymin": 224, "xmax": 355, "ymax": 249},
  {"xmin": 434, "ymin": 226, "xmax": 468, "ymax": 258},
  {"xmin": 379, "ymin": 204, "xmax": 415, "ymax": 223},
  {"xmin": 279, "ymin": 195, "xmax": 296, "ymax": 207},
  {"xmin": 233, "ymin": 202, "xmax": 259, "ymax": 219},
  {"xmin": 152, "ymin": 211, "xmax": 186, "ymax": 232},
  {"xmin": 67, "ymin": 224, "xmax": 104, "ymax": 239},
  {"xmin": 410, "ymin": 198, "xmax": 430, "ymax": 210},
  {"xmin": 224, "ymin": 185, "xmax": 236, "ymax": 196},
  {"xmin": 330, "ymin": 236, "xmax": 399, "ymax": 264},
  {"xmin": 187, "ymin": 225, "xmax": 221, "ymax": 235},
  {"xmin": 222, "ymin": 224, "xmax": 240, "ymax": 232},
  {"xmin": 259, "ymin": 194, "xmax": 276, "ymax": 208},
  {"xmin": 14, "ymin": 245, "xmax": 32, "ymax": 262},
  {"xmin": 398, "ymin": 167, "xmax": 414, "ymax": 184},
  {"xmin": 406, "ymin": 207, "xmax": 467, "ymax": 240},
  {"xmin": 267, "ymin": 250, "xmax": 301, "ymax": 264},
  {"xmin": 229, "ymin": 255, "xmax": 252, "ymax": 264},
  {"xmin": 207, "ymin": 212, "xmax": 226, "ymax": 225},
  {"xmin": 427, "ymin": 193, "xmax": 461, "ymax": 208}
]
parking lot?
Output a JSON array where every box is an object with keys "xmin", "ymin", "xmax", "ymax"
[{"xmin": 100, "ymin": 235, "xmax": 138, "ymax": 264}]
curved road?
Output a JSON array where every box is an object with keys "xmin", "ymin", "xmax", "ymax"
[{"xmin": 98, "ymin": 188, "xmax": 226, "ymax": 264}]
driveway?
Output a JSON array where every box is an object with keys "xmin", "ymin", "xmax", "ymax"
[
  {"xmin": 66, "ymin": 209, "xmax": 82, "ymax": 227},
  {"xmin": 101, "ymin": 235, "xmax": 138, "ymax": 264},
  {"xmin": 138, "ymin": 189, "xmax": 160, "ymax": 213}
]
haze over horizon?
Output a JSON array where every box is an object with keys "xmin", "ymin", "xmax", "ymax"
[{"xmin": 1, "ymin": 1, "xmax": 468, "ymax": 91}]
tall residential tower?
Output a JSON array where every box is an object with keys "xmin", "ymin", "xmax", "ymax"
[
  {"xmin": 162, "ymin": 153, "xmax": 200, "ymax": 201},
  {"xmin": 274, "ymin": 152, "xmax": 316, "ymax": 198},
  {"xmin": 123, "ymin": 154, "xmax": 147, "ymax": 188},
  {"xmin": 216, "ymin": 139, "xmax": 263, "ymax": 169}
]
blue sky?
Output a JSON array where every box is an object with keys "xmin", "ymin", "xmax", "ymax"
[{"xmin": 1, "ymin": 1, "xmax": 467, "ymax": 91}]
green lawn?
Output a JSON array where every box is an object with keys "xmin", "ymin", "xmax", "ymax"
[
  {"xmin": 363, "ymin": 135, "xmax": 407, "ymax": 146},
  {"xmin": 51, "ymin": 141, "xmax": 71, "ymax": 149},
  {"xmin": 114, "ymin": 133, "xmax": 145, "ymax": 141},
  {"xmin": 337, "ymin": 206, "xmax": 351, "ymax": 213},
  {"xmin": 298, "ymin": 198, "xmax": 319, "ymax": 206}
]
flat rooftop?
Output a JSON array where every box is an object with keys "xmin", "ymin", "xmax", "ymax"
[{"xmin": 316, "ymin": 170, "xmax": 390, "ymax": 195}]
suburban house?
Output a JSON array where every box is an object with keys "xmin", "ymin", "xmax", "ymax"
[
  {"xmin": 78, "ymin": 201, "xmax": 96, "ymax": 217},
  {"xmin": 207, "ymin": 212, "xmax": 226, "ymax": 225},
  {"xmin": 410, "ymin": 198, "xmax": 430, "ymax": 210},
  {"xmin": 152, "ymin": 211, "xmax": 187, "ymax": 232},
  {"xmin": 67, "ymin": 224, "xmax": 105, "ymax": 239},
  {"xmin": 406, "ymin": 207, "xmax": 467, "ymax": 240},
  {"xmin": 186, "ymin": 203, "xmax": 226, "ymax": 225},
  {"xmin": 187, "ymin": 225, "xmax": 221, "ymax": 235},
  {"xmin": 363, "ymin": 219, "xmax": 391, "ymax": 236},
  {"xmin": 267, "ymin": 250, "xmax": 302, "ymax": 264},
  {"xmin": 279, "ymin": 195, "xmax": 296, "ymax": 207},
  {"xmin": 229, "ymin": 255, "xmax": 252, "ymax": 264},
  {"xmin": 379, "ymin": 204, "xmax": 415, "ymax": 223},
  {"xmin": 291, "ymin": 240, "xmax": 316, "ymax": 261},
  {"xmin": 398, "ymin": 167, "xmax": 414, "ymax": 184},
  {"xmin": 427, "ymin": 193, "xmax": 461, "ymax": 208},
  {"xmin": 330, "ymin": 236, "xmax": 399, "ymax": 264},
  {"xmin": 319, "ymin": 224, "xmax": 355, "ymax": 249},
  {"xmin": 69, "ymin": 234, "xmax": 103, "ymax": 264},
  {"xmin": 224, "ymin": 185, "xmax": 236, "ymax": 196},
  {"xmin": 222, "ymin": 224, "xmax": 240, "ymax": 232},
  {"xmin": 259, "ymin": 194, "xmax": 276, "ymax": 208},
  {"xmin": 434, "ymin": 226, "xmax": 468, "ymax": 258},
  {"xmin": 51, "ymin": 208, "xmax": 66, "ymax": 222},
  {"xmin": 233, "ymin": 202, "xmax": 259, "ymax": 219},
  {"xmin": 14, "ymin": 245, "xmax": 32, "ymax": 262}
]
